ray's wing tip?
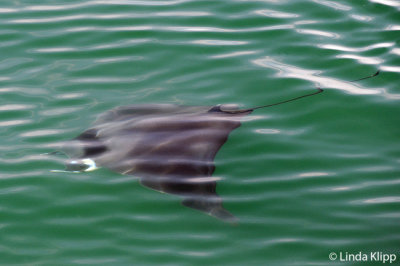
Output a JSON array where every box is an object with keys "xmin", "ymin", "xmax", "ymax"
[
  {"xmin": 182, "ymin": 198, "xmax": 238, "ymax": 223},
  {"xmin": 210, "ymin": 207, "xmax": 238, "ymax": 224}
]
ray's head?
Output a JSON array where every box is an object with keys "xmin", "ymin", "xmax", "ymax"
[{"xmin": 65, "ymin": 158, "xmax": 98, "ymax": 172}]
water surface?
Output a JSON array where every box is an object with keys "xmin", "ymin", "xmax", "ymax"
[{"xmin": 1, "ymin": 0, "xmax": 399, "ymax": 265}]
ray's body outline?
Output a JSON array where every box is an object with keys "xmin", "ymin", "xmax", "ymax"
[{"xmin": 54, "ymin": 70, "xmax": 379, "ymax": 221}]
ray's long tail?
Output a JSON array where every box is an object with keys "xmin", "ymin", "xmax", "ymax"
[{"xmin": 239, "ymin": 70, "xmax": 380, "ymax": 113}]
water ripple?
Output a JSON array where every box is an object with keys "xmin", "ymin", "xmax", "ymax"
[
  {"xmin": 320, "ymin": 42, "xmax": 395, "ymax": 52},
  {"xmin": 252, "ymin": 56, "xmax": 380, "ymax": 94},
  {"xmin": 370, "ymin": 0, "xmax": 400, "ymax": 8},
  {"xmin": 0, "ymin": 104, "xmax": 35, "ymax": 111},
  {"xmin": 10, "ymin": 11, "xmax": 210, "ymax": 24},
  {"xmin": 254, "ymin": 9, "xmax": 299, "ymax": 18},
  {"xmin": 191, "ymin": 40, "xmax": 248, "ymax": 46},
  {"xmin": 296, "ymin": 28, "xmax": 340, "ymax": 38},
  {"xmin": 312, "ymin": 0, "xmax": 352, "ymax": 11},
  {"xmin": 336, "ymin": 54, "xmax": 383, "ymax": 64}
]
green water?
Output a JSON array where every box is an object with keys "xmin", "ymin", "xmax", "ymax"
[{"xmin": 1, "ymin": 1, "xmax": 399, "ymax": 265}]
